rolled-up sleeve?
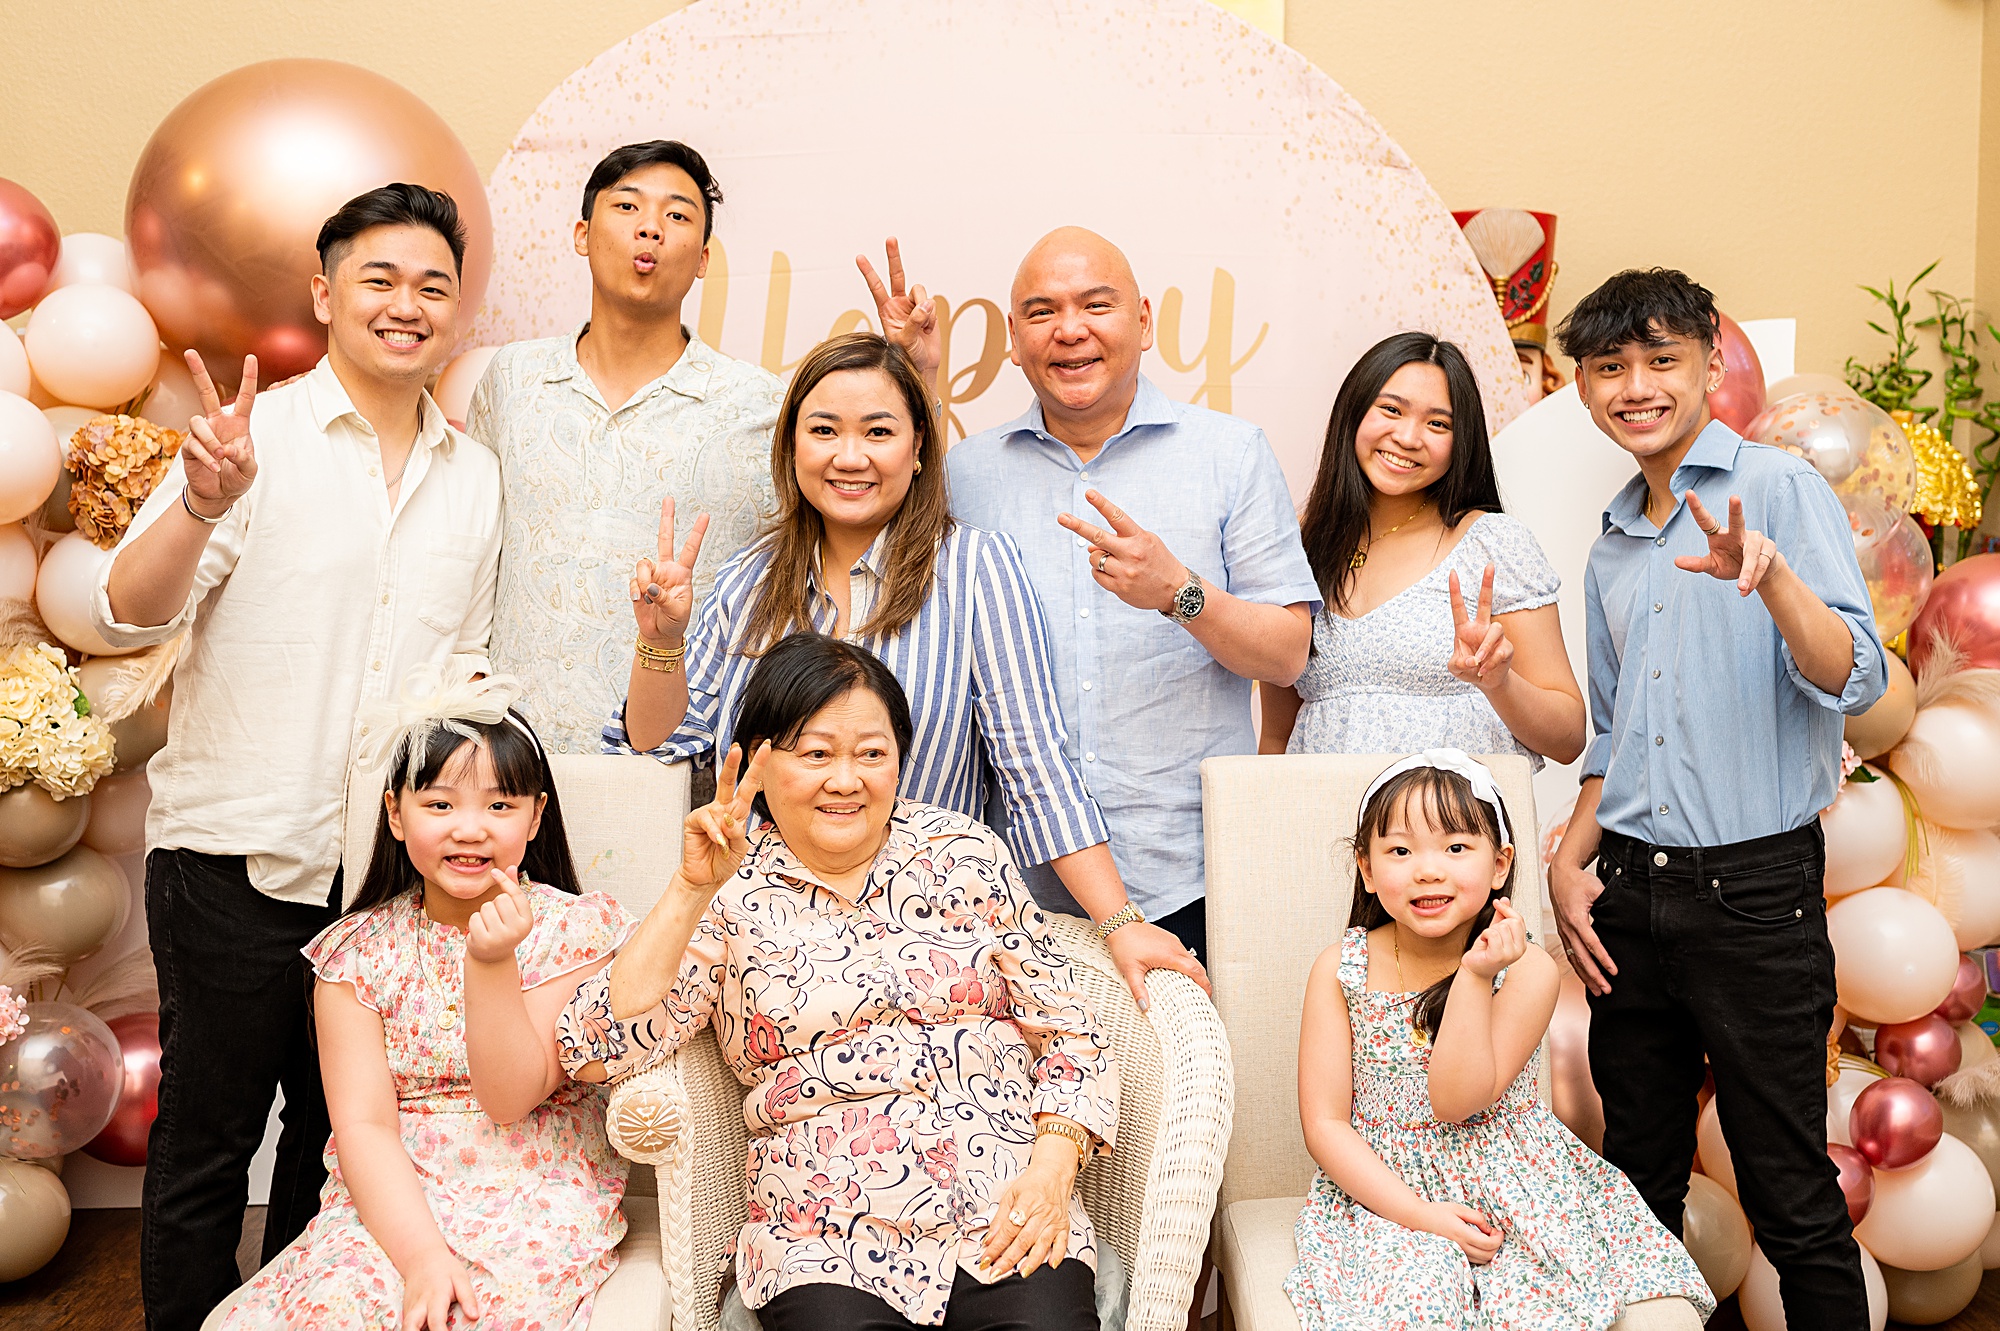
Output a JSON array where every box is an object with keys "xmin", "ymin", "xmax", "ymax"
[
  {"xmin": 967, "ymin": 532, "xmax": 1111, "ymax": 866},
  {"xmin": 91, "ymin": 465, "xmax": 245, "ymax": 648},
  {"xmin": 1580, "ymin": 558, "xmax": 1616, "ymax": 781},
  {"xmin": 1773, "ymin": 469, "xmax": 1887, "ymax": 716},
  {"xmin": 1220, "ymin": 430, "xmax": 1323, "ymax": 613},
  {"xmin": 557, "ymin": 908, "xmax": 726, "ymax": 1082}
]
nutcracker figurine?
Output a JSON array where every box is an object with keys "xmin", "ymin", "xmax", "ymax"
[{"xmin": 1453, "ymin": 208, "xmax": 1562, "ymax": 400}]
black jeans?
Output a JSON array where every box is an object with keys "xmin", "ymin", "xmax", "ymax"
[
  {"xmin": 1154, "ymin": 896, "xmax": 1206, "ymax": 964},
  {"xmin": 758, "ymin": 1261, "xmax": 1097, "ymax": 1331},
  {"xmin": 141, "ymin": 849, "xmax": 342, "ymax": 1331},
  {"xmin": 1590, "ymin": 823, "xmax": 1865, "ymax": 1330}
]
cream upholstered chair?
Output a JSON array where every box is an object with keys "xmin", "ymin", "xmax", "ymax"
[
  {"xmin": 1201, "ymin": 753, "xmax": 1701, "ymax": 1331},
  {"xmin": 201, "ymin": 753, "xmax": 687, "ymax": 1331},
  {"xmin": 600, "ymin": 866, "xmax": 1234, "ymax": 1331}
]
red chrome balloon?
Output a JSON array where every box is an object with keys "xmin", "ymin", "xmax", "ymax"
[
  {"xmin": 82, "ymin": 1012, "xmax": 160, "ymax": 1167},
  {"xmin": 1849, "ymin": 1075, "xmax": 1944, "ymax": 1169},
  {"xmin": 0, "ymin": 179, "xmax": 59, "ymax": 320},
  {"xmin": 1827, "ymin": 1142, "xmax": 1875, "ymax": 1224},
  {"xmin": 1707, "ymin": 312, "xmax": 1768, "ymax": 435}
]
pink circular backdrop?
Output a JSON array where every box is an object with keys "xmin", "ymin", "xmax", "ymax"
[{"xmin": 473, "ymin": 0, "xmax": 1527, "ymax": 494}]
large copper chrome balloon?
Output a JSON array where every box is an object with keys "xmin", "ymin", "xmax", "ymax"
[
  {"xmin": 0, "ymin": 784, "xmax": 89, "ymax": 869},
  {"xmin": 0, "ymin": 179, "xmax": 59, "ymax": 320},
  {"xmin": 82, "ymin": 1012, "xmax": 160, "ymax": 1167},
  {"xmin": 125, "ymin": 59, "xmax": 492, "ymax": 387},
  {"xmin": 0, "ymin": 1001, "xmax": 122, "ymax": 1160}
]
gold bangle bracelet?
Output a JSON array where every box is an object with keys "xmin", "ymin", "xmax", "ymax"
[
  {"xmin": 1036, "ymin": 1118, "xmax": 1091, "ymax": 1170},
  {"xmin": 635, "ymin": 636, "xmax": 685, "ymax": 673}
]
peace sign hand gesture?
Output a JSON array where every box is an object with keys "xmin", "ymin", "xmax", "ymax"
[
  {"xmin": 1447, "ymin": 564, "xmax": 1514, "ymax": 693},
  {"xmin": 1676, "ymin": 492, "xmax": 1781, "ymax": 596},
  {"xmin": 180, "ymin": 349, "xmax": 260, "ymax": 515},
  {"xmin": 1057, "ymin": 489, "xmax": 1188, "ymax": 613},
  {"xmin": 631, "ymin": 496, "xmax": 710, "ymax": 647},
  {"xmin": 677, "ymin": 741, "xmax": 771, "ymax": 895},
  {"xmin": 857, "ymin": 238, "xmax": 941, "ymax": 382},
  {"xmin": 466, "ymin": 864, "xmax": 535, "ymax": 965}
]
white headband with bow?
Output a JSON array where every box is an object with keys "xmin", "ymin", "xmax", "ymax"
[{"xmin": 1359, "ymin": 748, "xmax": 1513, "ymax": 847}]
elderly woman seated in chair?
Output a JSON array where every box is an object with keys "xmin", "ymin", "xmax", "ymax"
[{"xmin": 559, "ymin": 632, "xmax": 1118, "ymax": 1331}]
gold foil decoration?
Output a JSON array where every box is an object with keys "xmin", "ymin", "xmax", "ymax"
[{"xmin": 1895, "ymin": 409, "xmax": 1983, "ymax": 530}]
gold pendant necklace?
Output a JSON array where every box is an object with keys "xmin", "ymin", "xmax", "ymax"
[
  {"xmin": 1351, "ymin": 498, "xmax": 1431, "ymax": 570},
  {"xmin": 418, "ymin": 917, "xmax": 463, "ymax": 1031}
]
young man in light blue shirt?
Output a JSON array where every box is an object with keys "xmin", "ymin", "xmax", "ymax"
[
  {"xmin": 949, "ymin": 227, "xmax": 1320, "ymax": 976},
  {"xmin": 1550, "ymin": 269, "xmax": 1884, "ymax": 1330}
]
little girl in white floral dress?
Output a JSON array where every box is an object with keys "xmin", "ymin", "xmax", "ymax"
[
  {"xmin": 220, "ymin": 672, "xmax": 635, "ymax": 1331},
  {"xmin": 1287, "ymin": 750, "xmax": 1712, "ymax": 1330}
]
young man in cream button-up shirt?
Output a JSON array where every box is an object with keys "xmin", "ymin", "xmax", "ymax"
[{"xmin": 92, "ymin": 184, "xmax": 501, "ymax": 1331}]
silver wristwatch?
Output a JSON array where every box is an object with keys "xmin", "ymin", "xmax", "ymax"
[{"xmin": 1162, "ymin": 569, "xmax": 1206, "ymax": 625}]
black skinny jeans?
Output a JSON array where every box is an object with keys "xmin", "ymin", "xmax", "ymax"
[
  {"xmin": 1589, "ymin": 822, "xmax": 1866, "ymax": 1330},
  {"xmin": 758, "ymin": 1261, "xmax": 1097, "ymax": 1331},
  {"xmin": 141, "ymin": 849, "xmax": 342, "ymax": 1331}
]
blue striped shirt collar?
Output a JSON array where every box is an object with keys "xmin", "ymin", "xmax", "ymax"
[
  {"xmin": 995, "ymin": 373, "xmax": 1181, "ymax": 457},
  {"xmin": 809, "ymin": 524, "xmax": 896, "ymax": 590},
  {"xmin": 1602, "ymin": 419, "xmax": 1746, "ymax": 536}
]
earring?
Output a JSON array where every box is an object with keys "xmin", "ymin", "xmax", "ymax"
[{"xmin": 913, "ymin": 458, "xmax": 924, "ymax": 474}]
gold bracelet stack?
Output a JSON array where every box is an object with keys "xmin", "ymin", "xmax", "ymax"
[
  {"xmin": 1036, "ymin": 1117, "xmax": 1091, "ymax": 1170},
  {"xmin": 635, "ymin": 636, "xmax": 686, "ymax": 674}
]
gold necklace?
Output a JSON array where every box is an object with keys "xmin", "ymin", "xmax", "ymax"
[
  {"xmin": 1352, "ymin": 498, "xmax": 1430, "ymax": 569},
  {"xmin": 1393, "ymin": 928, "xmax": 1409, "ymax": 992},
  {"xmin": 417, "ymin": 913, "xmax": 463, "ymax": 1031}
]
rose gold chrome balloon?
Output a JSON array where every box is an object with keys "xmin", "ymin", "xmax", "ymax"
[
  {"xmin": 1850, "ymin": 1075, "xmax": 1945, "ymax": 1169},
  {"xmin": 0, "ymin": 179, "xmax": 58, "ymax": 319},
  {"xmin": 125, "ymin": 59, "xmax": 491, "ymax": 389},
  {"xmin": 1936, "ymin": 954, "xmax": 1988, "ymax": 1025},
  {"xmin": 1909, "ymin": 553, "xmax": 2000, "ymax": 676},
  {"xmin": 1827, "ymin": 1141, "xmax": 1875, "ymax": 1224},
  {"xmin": 1875, "ymin": 1014, "xmax": 1964, "ymax": 1087},
  {"xmin": 82, "ymin": 1012, "xmax": 160, "ymax": 1167}
]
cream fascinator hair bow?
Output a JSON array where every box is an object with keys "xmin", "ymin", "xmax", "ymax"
[
  {"xmin": 1359, "ymin": 748, "xmax": 1513, "ymax": 847},
  {"xmin": 355, "ymin": 664, "xmax": 534, "ymax": 778}
]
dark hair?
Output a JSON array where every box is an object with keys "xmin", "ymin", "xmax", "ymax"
[
  {"xmin": 581, "ymin": 141, "xmax": 723, "ymax": 242},
  {"xmin": 1299, "ymin": 333, "xmax": 1499, "ymax": 611},
  {"xmin": 344, "ymin": 712, "xmax": 580, "ymax": 917},
  {"xmin": 1347, "ymin": 766, "xmax": 1517, "ymax": 1042},
  {"xmin": 731, "ymin": 633, "xmax": 914, "ymax": 822},
  {"xmin": 1555, "ymin": 268, "xmax": 1719, "ymax": 364},
  {"xmin": 737, "ymin": 333, "xmax": 951, "ymax": 654},
  {"xmin": 315, "ymin": 183, "xmax": 467, "ymax": 279}
]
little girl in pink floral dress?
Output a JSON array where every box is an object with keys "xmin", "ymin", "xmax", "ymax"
[{"xmin": 220, "ymin": 674, "xmax": 636, "ymax": 1331}]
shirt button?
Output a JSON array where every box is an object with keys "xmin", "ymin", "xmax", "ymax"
[
  {"xmin": 1655, "ymin": 536, "xmax": 1666, "ymax": 546},
  {"xmin": 591, "ymin": 499, "xmax": 602, "ymax": 510},
  {"xmin": 1079, "ymin": 608, "xmax": 1090, "ymax": 619},
  {"xmin": 1658, "ymin": 803, "xmax": 1670, "ymax": 815},
  {"xmin": 1653, "ymin": 602, "xmax": 1663, "ymax": 613},
  {"xmin": 1652, "ymin": 669, "xmax": 1661, "ymax": 679},
  {"xmin": 368, "ymin": 466, "xmax": 379, "ymax": 477},
  {"xmin": 1085, "ymin": 752, "xmax": 1097, "ymax": 763},
  {"xmin": 379, "ymin": 592, "xmax": 390, "ymax": 605},
  {"xmin": 1653, "ymin": 851, "xmax": 1668, "ymax": 867},
  {"xmin": 359, "ymin": 724, "xmax": 371, "ymax": 736},
  {"xmin": 371, "ymin": 660, "xmax": 384, "ymax": 672},
  {"xmin": 1654, "ymin": 735, "xmax": 1664, "ymax": 746}
]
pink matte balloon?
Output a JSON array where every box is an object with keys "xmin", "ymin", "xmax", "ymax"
[
  {"xmin": 1850, "ymin": 1075, "xmax": 1945, "ymax": 1169},
  {"xmin": 1821, "ymin": 770, "xmax": 1908, "ymax": 897},
  {"xmin": 1908, "ymin": 553, "xmax": 2000, "ymax": 676},
  {"xmin": 81, "ymin": 1012, "xmax": 159, "ymax": 1167},
  {"xmin": 1828, "ymin": 1141, "xmax": 1875, "ymax": 1224},
  {"xmin": 0, "ymin": 390, "xmax": 62, "ymax": 524},
  {"xmin": 136, "ymin": 352, "xmax": 200, "ymax": 432},
  {"xmin": 24, "ymin": 284, "xmax": 161, "ymax": 410},
  {"xmin": 0, "ymin": 179, "xmax": 59, "ymax": 319},
  {"xmin": 433, "ymin": 345, "xmax": 497, "ymax": 430},
  {"xmin": 34, "ymin": 531, "xmax": 130, "ymax": 657},
  {"xmin": 1887, "ymin": 708, "xmax": 2000, "ymax": 832},
  {"xmin": 1708, "ymin": 312, "xmax": 1767, "ymax": 433},
  {"xmin": 0, "ymin": 324, "xmax": 28, "ymax": 399},
  {"xmin": 1936, "ymin": 954, "xmax": 1989, "ymax": 1024},
  {"xmin": 1828, "ymin": 887, "xmax": 1961, "ymax": 1024},
  {"xmin": 0, "ymin": 520, "xmax": 35, "ymax": 601},
  {"xmin": 1874, "ymin": 1014, "xmax": 1963, "ymax": 1087},
  {"xmin": 45, "ymin": 234, "xmax": 135, "ymax": 296},
  {"xmin": 1855, "ymin": 1132, "xmax": 1997, "ymax": 1270}
]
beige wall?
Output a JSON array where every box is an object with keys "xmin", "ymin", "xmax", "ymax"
[{"xmin": 2, "ymin": 0, "xmax": 1990, "ymax": 385}]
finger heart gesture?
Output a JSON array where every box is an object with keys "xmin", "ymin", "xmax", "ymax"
[
  {"xmin": 466, "ymin": 865, "xmax": 535, "ymax": 965},
  {"xmin": 180, "ymin": 349, "xmax": 261, "ymax": 511},
  {"xmin": 631, "ymin": 495, "xmax": 710, "ymax": 646},
  {"xmin": 1463, "ymin": 897, "xmax": 1527, "ymax": 981},
  {"xmin": 1447, "ymin": 563, "xmax": 1512, "ymax": 692},
  {"xmin": 1676, "ymin": 492, "xmax": 1780, "ymax": 596},
  {"xmin": 679, "ymin": 740, "xmax": 771, "ymax": 893}
]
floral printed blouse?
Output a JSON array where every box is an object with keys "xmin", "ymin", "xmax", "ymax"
[{"xmin": 557, "ymin": 800, "xmax": 1119, "ymax": 1326}]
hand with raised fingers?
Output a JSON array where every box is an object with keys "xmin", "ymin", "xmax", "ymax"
[
  {"xmin": 180, "ymin": 350, "xmax": 260, "ymax": 517},
  {"xmin": 1677, "ymin": 493, "xmax": 1781, "ymax": 597},
  {"xmin": 1057, "ymin": 489, "xmax": 1187, "ymax": 614},
  {"xmin": 1462, "ymin": 897, "xmax": 1527, "ymax": 981},
  {"xmin": 400, "ymin": 1247, "xmax": 481, "ymax": 1330},
  {"xmin": 1447, "ymin": 564, "xmax": 1514, "ymax": 693},
  {"xmin": 466, "ymin": 865, "xmax": 535, "ymax": 966},
  {"xmin": 857, "ymin": 238, "xmax": 941, "ymax": 383},
  {"xmin": 630, "ymin": 495, "xmax": 710, "ymax": 648},
  {"xmin": 1550, "ymin": 860, "xmax": 1617, "ymax": 996},
  {"xmin": 1419, "ymin": 1200, "xmax": 1502, "ymax": 1265},
  {"xmin": 1105, "ymin": 920, "xmax": 1209, "ymax": 1014},
  {"xmin": 678, "ymin": 740, "xmax": 771, "ymax": 894}
]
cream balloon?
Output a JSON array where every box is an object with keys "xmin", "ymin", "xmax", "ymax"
[
  {"xmin": 136, "ymin": 351, "xmax": 200, "ymax": 432},
  {"xmin": 1888, "ymin": 703, "xmax": 2000, "ymax": 830},
  {"xmin": 45, "ymin": 233, "xmax": 136, "ymax": 296},
  {"xmin": 23, "ymin": 284, "xmax": 161, "ymax": 409},
  {"xmin": 1854, "ymin": 1132, "xmax": 1996, "ymax": 1269},
  {"xmin": 1890, "ymin": 822, "xmax": 2000, "ymax": 948},
  {"xmin": 1879, "ymin": 1251, "xmax": 1983, "ymax": 1324},
  {"xmin": 0, "ymin": 520, "xmax": 35, "ymax": 600},
  {"xmin": 76, "ymin": 659, "xmax": 172, "ymax": 772},
  {"xmin": 0, "ymin": 323, "xmax": 27, "ymax": 399},
  {"xmin": 41, "ymin": 404, "xmax": 96, "ymax": 452},
  {"xmin": 1738, "ymin": 1240, "xmax": 1887, "ymax": 1331},
  {"xmin": 1821, "ymin": 770, "xmax": 1907, "ymax": 897},
  {"xmin": 1940, "ymin": 1093, "xmax": 2000, "ymax": 1199},
  {"xmin": 1960, "ymin": 1024, "xmax": 1999, "ymax": 1072},
  {"xmin": 1843, "ymin": 644, "xmax": 1913, "ymax": 758},
  {"xmin": 433, "ymin": 345, "xmax": 497, "ymax": 427},
  {"xmin": 0, "ymin": 1157, "xmax": 70, "ymax": 1282},
  {"xmin": 0, "ymin": 843, "xmax": 128, "ymax": 963},
  {"xmin": 1696, "ymin": 1097, "xmax": 1736, "ymax": 1198},
  {"xmin": 1681, "ymin": 1171, "xmax": 1751, "ymax": 1297},
  {"xmin": 1829, "ymin": 1061, "xmax": 1886, "ymax": 1146},
  {"xmin": 1981, "ymin": 1212, "xmax": 2000, "ymax": 1269},
  {"xmin": 0, "ymin": 390, "xmax": 62, "ymax": 524},
  {"xmin": 80, "ymin": 770, "xmax": 148, "ymax": 856},
  {"xmin": 38, "ymin": 404, "xmax": 95, "ymax": 537},
  {"xmin": 35, "ymin": 531, "xmax": 133, "ymax": 657},
  {"xmin": 1827, "ymin": 888, "xmax": 1961, "ymax": 1024},
  {"xmin": 0, "ymin": 784, "xmax": 89, "ymax": 868}
]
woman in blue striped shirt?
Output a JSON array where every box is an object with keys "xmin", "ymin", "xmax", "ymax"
[{"xmin": 604, "ymin": 332, "xmax": 1203, "ymax": 1006}]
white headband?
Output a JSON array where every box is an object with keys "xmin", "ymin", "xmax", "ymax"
[
  {"xmin": 1359, "ymin": 748, "xmax": 1513, "ymax": 847},
  {"xmin": 355, "ymin": 664, "xmax": 538, "ymax": 777}
]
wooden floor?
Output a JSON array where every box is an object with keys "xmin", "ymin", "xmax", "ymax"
[{"xmin": 6, "ymin": 1213, "xmax": 2000, "ymax": 1328}]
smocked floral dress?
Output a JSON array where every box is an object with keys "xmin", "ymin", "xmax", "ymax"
[
  {"xmin": 221, "ymin": 883, "xmax": 636, "ymax": 1331},
  {"xmin": 556, "ymin": 799, "xmax": 1119, "ymax": 1327},
  {"xmin": 1284, "ymin": 927, "xmax": 1713, "ymax": 1330}
]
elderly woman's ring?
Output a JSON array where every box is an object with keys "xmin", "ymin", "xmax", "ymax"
[{"xmin": 1009, "ymin": 1209, "xmax": 1028, "ymax": 1227}]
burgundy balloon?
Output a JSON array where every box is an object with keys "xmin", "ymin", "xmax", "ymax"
[
  {"xmin": 81, "ymin": 1012, "xmax": 160, "ymax": 1168},
  {"xmin": 1908, "ymin": 553, "xmax": 2000, "ymax": 677},
  {"xmin": 1936, "ymin": 954, "xmax": 1989, "ymax": 1024},
  {"xmin": 0, "ymin": 178, "xmax": 59, "ymax": 320},
  {"xmin": 1707, "ymin": 311, "xmax": 1768, "ymax": 434},
  {"xmin": 1827, "ymin": 1142, "xmax": 1876, "ymax": 1224},
  {"xmin": 1850, "ymin": 1075, "xmax": 1945, "ymax": 1169},
  {"xmin": 1874, "ymin": 1014, "xmax": 1964, "ymax": 1087}
]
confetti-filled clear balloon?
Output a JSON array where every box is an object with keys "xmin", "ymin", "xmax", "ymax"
[
  {"xmin": 1848, "ymin": 497, "xmax": 1934, "ymax": 640},
  {"xmin": 1748, "ymin": 390, "xmax": 1916, "ymax": 511},
  {"xmin": 0, "ymin": 1001, "xmax": 122, "ymax": 1160}
]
